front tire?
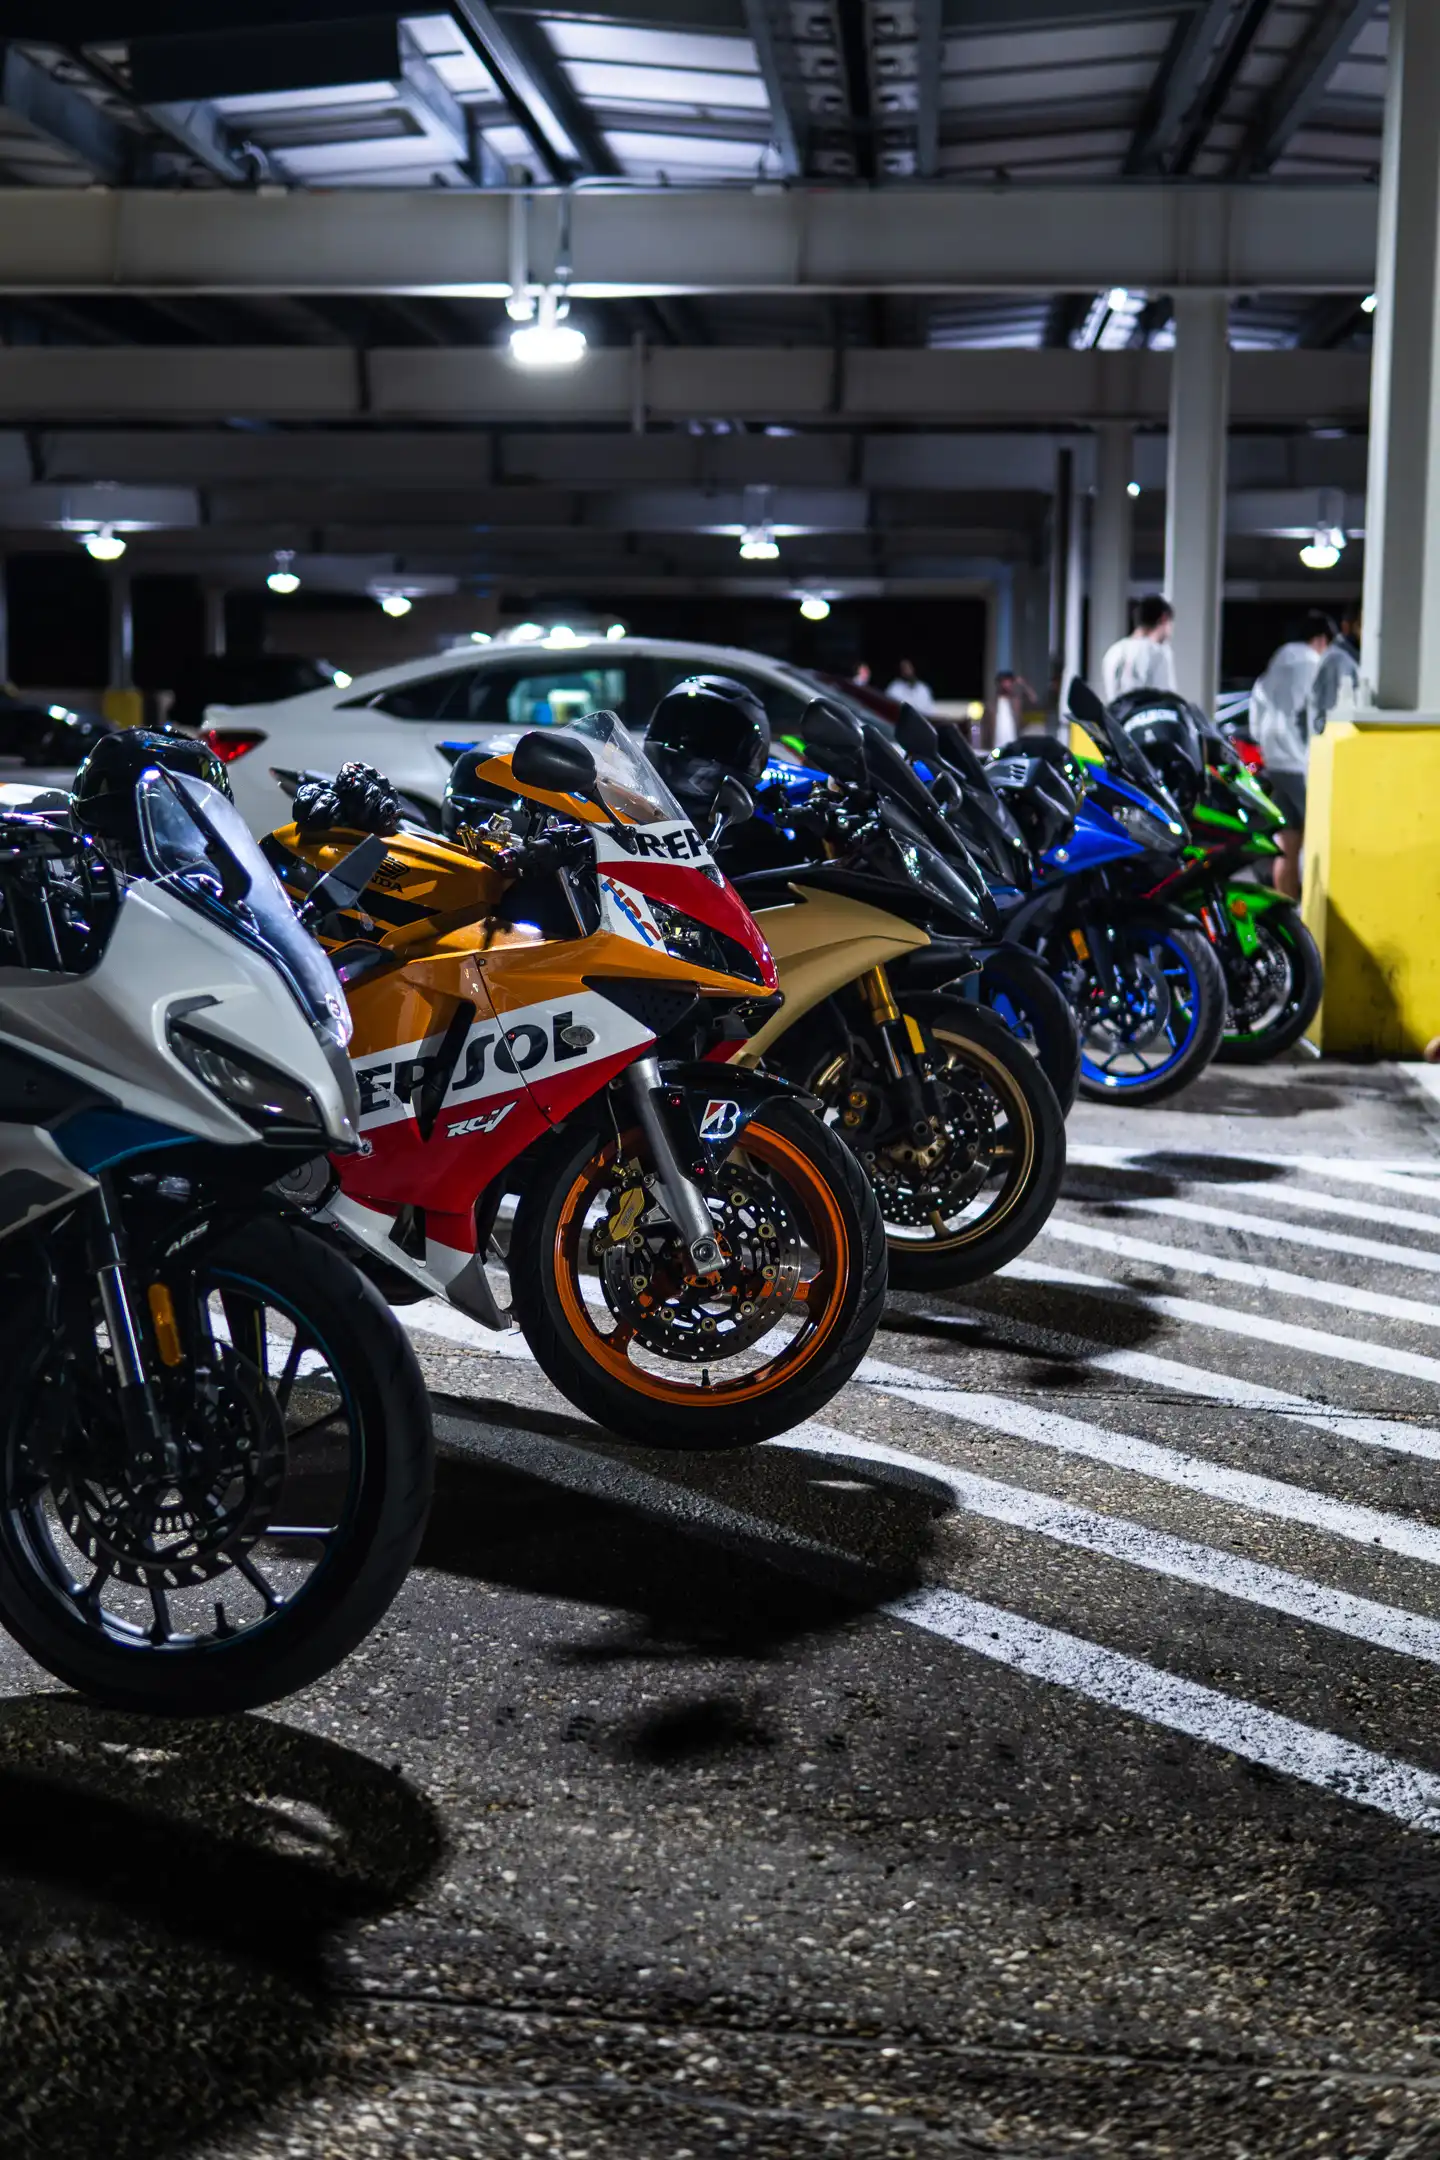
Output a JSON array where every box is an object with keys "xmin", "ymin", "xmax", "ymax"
[
  {"xmin": 1074, "ymin": 922, "xmax": 1227, "ymax": 1105},
  {"xmin": 0, "ymin": 1219, "xmax": 433, "ymax": 1715},
  {"xmin": 509, "ymin": 1098, "xmax": 886, "ymax": 1450},
  {"xmin": 1216, "ymin": 907, "xmax": 1323, "ymax": 1063}
]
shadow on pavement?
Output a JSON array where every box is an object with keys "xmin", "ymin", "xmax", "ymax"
[{"xmin": 0, "ymin": 1697, "xmax": 444, "ymax": 2160}]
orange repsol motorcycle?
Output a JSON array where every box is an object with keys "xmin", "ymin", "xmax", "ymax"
[{"xmin": 264, "ymin": 713, "xmax": 885, "ymax": 1449}]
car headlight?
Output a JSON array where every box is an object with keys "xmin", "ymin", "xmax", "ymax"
[
  {"xmin": 168, "ymin": 1019, "xmax": 326, "ymax": 1135},
  {"xmin": 646, "ymin": 898, "xmax": 769, "ymax": 985},
  {"xmin": 1112, "ymin": 801, "xmax": 1184, "ymax": 851}
]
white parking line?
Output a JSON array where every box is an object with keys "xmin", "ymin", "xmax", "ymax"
[
  {"xmin": 1068, "ymin": 1144, "xmax": 1440, "ymax": 1205},
  {"xmin": 1104, "ymin": 1194, "xmax": 1440, "ymax": 1275},
  {"xmin": 902, "ymin": 1305, "xmax": 1440, "ymax": 1464},
  {"xmin": 852, "ymin": 1361, "xmax": 1440, "ymax": 1564},
  {"xmin": 793, "ymin": 1424, "xmax": 1440, "ymax": 1665},
  {"xmin": 1041, "ymin": 1218, "xmax": 1440, "ymax": 1332},
  {"xmin": 1005, "ymin": 1255, "xmax": 1440, "ymax": 1389},
  {"xmin": 1180, "ymin": 1181, "xmax": 1440, "ymax": 1240},
  {"xmin": 888, "ymin": 1588, "xmax": 1440, "ymax": 1835}
]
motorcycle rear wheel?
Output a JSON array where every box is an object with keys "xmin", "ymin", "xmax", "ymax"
[
  {"xmin": 509, "ymin": 1097, "xmax": 886, "ymax": 1449},
  {"xmin": 0, "ymin": 1218, "xmax": 433, "ymax": 1714},
  {"xmin": 1215, "ymin": 907, "xmax": 1323, "ymax": 1064},
  {"xmin": 1074, "ymin": 923, "xmax": 1227, "ymax": 1105}
]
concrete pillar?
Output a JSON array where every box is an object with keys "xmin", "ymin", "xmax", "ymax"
[
  {"xmin": 109, "ymin": 571, "xmax": 133, "ymax": 689},
  {"xmin": 204, "ymin": 584, "xmax": 227, "ymax": 657},
  {"xmin": 1064, "ymin": 483, "xmax": 1086, "ymax": 687},
  {"xmin": 1164, "ymin": 292, "xmax": 1230, "ymax": 708},
  {"xmin": 1359, "ymin": 0, "xmax": 1440, "ymax": 711},
  {"xmin": 1091, "ymin": 422, "xmax": 1134, "ymax": 674},
  {"xmin": 0, "ymin": 559, "xmax": 8, "ymax": 685},
  {"xmin": 1049, "ymin": 446, "xmax": 1074, "ymax": 724}
]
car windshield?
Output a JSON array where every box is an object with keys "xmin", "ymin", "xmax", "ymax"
[
  {"xmin": 136, "ymin": 769, "xmax": 350, "ymax": 1047},
  {"xmin": 568, "ymin": 708, "xmax": 693, "ymax": 829}
]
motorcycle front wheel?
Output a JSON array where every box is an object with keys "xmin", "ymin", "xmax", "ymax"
[
  {"xmin": 0, "ymin": 1218, "xmax": 433, "ymax": 1714},
  {"xmin": 1073, "ymin": 922, "xmax": 1227, "ymax": 1105},
  {"xmin": 509, "ymin": 1097, "xmax": 887, "ymax": 1450},
  {"xmin": 1215, "ymin": 905, "xmax": 1323, "ymax": 1063}
]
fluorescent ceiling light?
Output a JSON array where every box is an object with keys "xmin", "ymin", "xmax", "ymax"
[
  {"xmin": 267, "ymin": 549, "xmax": 300, "ymax": 594},
  {"xmin": 378, "ymin": 593, "xmax": 412, "ymax": 617},
  {"xmin": 798, "ymin": 594, "xmax": 830, "ymax": 621},
  {"xmin": 1299, "ymin": 526, "xmax": 1345, "ymax": 571},
  {"xmin": 739, "ymin": 527, "xmax": 780, "ymax": 561}
]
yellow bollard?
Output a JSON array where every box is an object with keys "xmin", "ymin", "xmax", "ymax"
[{"xmin": 1303, "ymin": 717, "xmax": 1440, "ymax": 1055}]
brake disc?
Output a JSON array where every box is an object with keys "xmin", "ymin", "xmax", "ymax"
[{"xmin": 594, "ymin": 1163, "xmax": 803, "ymax": 1362}]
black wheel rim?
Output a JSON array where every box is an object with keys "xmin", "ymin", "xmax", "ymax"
[{"xmin": 4, "ymin": 1263, "xmax": 365, "ymax": 1660}]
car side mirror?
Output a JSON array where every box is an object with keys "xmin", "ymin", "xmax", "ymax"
[
  {"xmin": 709, "ymin": 773, "xmax": 754, "ymax": 843},
  {"xmin": 511, "ymin": 728, "xmax": 598, "ymax": 801}
]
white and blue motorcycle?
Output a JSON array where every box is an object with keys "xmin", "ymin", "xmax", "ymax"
[{"xmin": 0, "ymin": 736, "xmax": 432, "ymax": 1713}]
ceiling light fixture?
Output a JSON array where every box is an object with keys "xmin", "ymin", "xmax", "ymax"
[
  {"xmin": 1299, "ymin": 526, "xmax": 1345, "ymax": 571},
  {"xmin": 511, "ymin": 621, "xmax": 545, "ymax": 642},
  {"xmin": 606, "ymin": 622, "xmax": 626, "ymax": 641},
  {"xmin": 378, "ymin": 593, "xmax": 413, "ymax": 618},
  {"xmin": 1127, "ymin": 480, "xmax": 1142, "ymax": 498},
  {"xmin": 470, "ymin": 630, "xmax": 493, "ymax": 644},
  {"xmin": 739, "ymin": 526, "xmax": 780, "ymax": 562},
  {"xmin": 509, "ymin": 285, "xmax": 586, "ymax": 369},
  {"xmin": 81, "ymin": 525, "xmax": 126, "ymax": 561},
  {"xmin": 798, "ymin": 594, "xmax": 830, "ymax": 621},
  {"xmin": 266, "ymin": 549, "xmax": 300, "ymax": 595},
  {"xmin": 1361, "ymin": 292, "xmax": 1378, "ymax": 314}
]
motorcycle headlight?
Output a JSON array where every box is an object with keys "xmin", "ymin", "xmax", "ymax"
[
  {"xmin": 1111, "ymin": 800, "xmax": 1185, "ymax": 851},
  {"xmin": 168, "ymin": 1018, "xmax": 326, "ymax": 1136},
  {"xmin": 646, "ymin": 899, "xmax": 769, "ymax": 986}
]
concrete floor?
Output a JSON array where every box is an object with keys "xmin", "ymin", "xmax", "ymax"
[{"xmin": 6, "ymin": 1057, "xmax": 1440, "ymax": 2158}]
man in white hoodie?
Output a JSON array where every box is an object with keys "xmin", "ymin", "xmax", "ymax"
[
  {"xmin": 1248, "ymin": 609, "xmax": 1336, "ymax": 900},
  {"xmin": 1100, "ymin": 594, "xmax": 1176, "ymax": 703}
]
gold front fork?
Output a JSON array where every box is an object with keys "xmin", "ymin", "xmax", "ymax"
[{"xmin": 857, "ymin": 965, "xmax": 901, "ymax": 1026}]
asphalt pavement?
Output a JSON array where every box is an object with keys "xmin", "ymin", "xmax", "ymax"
[{"xmin": 6, "ymin": 1055, "xmax": 1440, "ymax": 2158}]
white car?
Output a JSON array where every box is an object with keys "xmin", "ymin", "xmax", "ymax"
[{"xmin": 203, "ymin": 635, "xmax": 858, "ymax": 837}]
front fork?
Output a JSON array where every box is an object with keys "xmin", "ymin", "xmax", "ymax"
[
  {"xmin": 88, "ymin": 1175, "xmax": 177, "ymax": 1478},
  {"xmin": 623, "ymin": 1057, "xmax": 725, "ymax": 1275},
  {"xmin": 857, "ymin": 966, "xmax": 932, "ymax": 1133}
]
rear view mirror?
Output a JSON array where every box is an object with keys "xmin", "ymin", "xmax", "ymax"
[
  {"xmin": 799, "ymin": 698, "xmax": 866, "ymax": 782},
  {"xmin": 895, "ymin": 707, "xmax": 941, "ymax": 764},
  {"xmin": 709, "ymin": 773, "xmax": 754, "ymax": 843},
  {"xmin": 1066, "ymin": 676, "xmax": 1109, "ymax": 731},
  {"xmin": 511, "ymin": 729, "xmax": 597, "ymax": 800}
]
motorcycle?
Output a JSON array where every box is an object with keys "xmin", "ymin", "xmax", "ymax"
[
  {"xmin": 992, "ymin": 679, "xmax": 1229, "ymax": 1104},
  {"xmin": 265, "ymin": 715, "xmax": 887, "ymax": 1450},
  {"xmin": 1111, "ymin": 689, "xmax": 1324, "ymax": 1063},
  {"xmin": 641, "ymin": 690, "xmax": 1068, "ymax": 1289},
  {"xmin": 0, "ymin": 735, "xmax": 433, "ymax": 1714}
]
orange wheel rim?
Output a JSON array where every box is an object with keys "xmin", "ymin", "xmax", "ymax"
[{"xmin": 552, "ymin": 1122, "xmax": 849, "ymax": 1406}]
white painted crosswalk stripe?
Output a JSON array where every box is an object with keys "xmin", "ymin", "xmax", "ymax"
[
  {"xmin": 1104, "ymin": 1193, "xmax": 1440, "ymax": 1275},
  {"xmin": 1041, "ymin": 1216, "xmax": 1440, "ymax": 1331},
  {"xmin": 901, "ymin": 1304, "xmax": 1440, "ymax": 1464},
  {"xmin": 1005, "ymin": 1254, "xmax": 1440, "ymax": 1389},
  {"xmin": 793, "ymin": 1424, "xmax": 1440, "ymax": 1665},
  {"xmin": 852, "ymin": 1360, "xmax": 1440, "ymax": 1563},
  {"xmin": 888, "ymin": 1589, "xmax": 1440, "ymax": 1835}
]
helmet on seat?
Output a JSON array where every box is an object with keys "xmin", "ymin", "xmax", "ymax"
[
  {"xmin": 646, "ymin": 675, "xmax": 771, "ymax": 785},
  {"xmin": 72, "ymin": 729, "xmax": 234, "ymax": 871}
]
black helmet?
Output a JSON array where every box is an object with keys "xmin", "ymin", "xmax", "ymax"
[
  {"xmin": 647, "ymin": 675, "xmax": 771, "ymax": 785},
  {"xmin": 988, "ymin": 748, "xmax": 1079, "ymax": 857},
  {"xmin": 1109, "ymin": 690, "xmax": 1205, "ymax": 811},
  {"xmin": 72, "ymin": 729, "xmax": 233, "ymax": 870}
]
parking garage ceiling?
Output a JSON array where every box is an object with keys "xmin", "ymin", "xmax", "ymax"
[{"xmin": 0, "ymin": 2, "xmax": 1387, "ymax": 596}]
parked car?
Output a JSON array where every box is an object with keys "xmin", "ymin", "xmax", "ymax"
[
  {"xmin": 0, "ymin": 691, "xmax": 111, "ymax": 769},
  {"xmin": 170, "ymin": 653, "xmax": 350, "ymax": 733},
  {"xmin": 202, "ymin": 635, "xmax": 879, "ymax": 835}
]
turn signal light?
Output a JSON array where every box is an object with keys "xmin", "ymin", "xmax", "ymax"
[{"xmin": 201, "ymin": 727, "xmax": 268, "ymax": 764}]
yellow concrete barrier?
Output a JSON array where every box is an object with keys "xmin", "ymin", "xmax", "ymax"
[
  {"xmin": 1303, "ymin": 716, "xmax": 1440, "ymax": 1055},
  {"xmin": 100, "ymin": 688, "xmax": 144, "ymax": 729}
]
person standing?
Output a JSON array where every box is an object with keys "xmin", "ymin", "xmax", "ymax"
[
  {"xmin": 1248, "ymin": 609, "xmax": 1336, "ymax": 901},
  {"xmin": 851, "ymin": 661, "xmax": 872, "ymax": 688},
  {"xmin": 1100, "ymin": 595, "xmax": 1176, "ymax": 703},
  {"xmin": 884, "ymin": 658, "xmax": 935, "ymax": 714},
  {"xmin": 990, "ymin": 668, "xmax": 1037, "ymax": 749}
]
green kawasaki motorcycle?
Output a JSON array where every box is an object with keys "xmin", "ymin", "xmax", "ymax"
[{"xmin": 1109, "ymin": 691, "xmax": 1323, "ymax": 1063}]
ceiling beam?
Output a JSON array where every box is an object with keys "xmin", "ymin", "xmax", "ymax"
[
  {"xmin": 0, "ymin": 184, "xmax": 1379, "ymax": 295},
  {"xmin": 0, "ymin": 43, "xmax": 145, "ymax": 183},
  {"xmin": 449, "ymin": 0, "xmax": 612, "ymax": 180},
  {"xmin": 1124, "ymin": 0, "xmax": 1232, "ymax": 175},
  {"xmin": 0, "ymin": 343, "xmax": 1372, "ymax": 427},
  {"xmin": 915, "ymin": 0, "xmax": 943, "ymax": 181},
  {"xmin": 1235, "ymin": 0, "xmax": 1384, "ymax": 176},
  {"xmin": 1168, "ymin": 0, "xmax": 1273, "ymax": 176},
  {"xmin": 741, "ymin": 0, "xmax": 807, "ymax": 178}
]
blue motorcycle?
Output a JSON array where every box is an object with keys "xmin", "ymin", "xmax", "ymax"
[{"xmin": 984, "ymin": 680, "xmax": 1227, "ymax": 1104}]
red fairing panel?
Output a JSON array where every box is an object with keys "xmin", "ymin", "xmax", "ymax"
[{"xmin": 594, "ymin": 823, "xmax": 777, "ymax": 990}]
